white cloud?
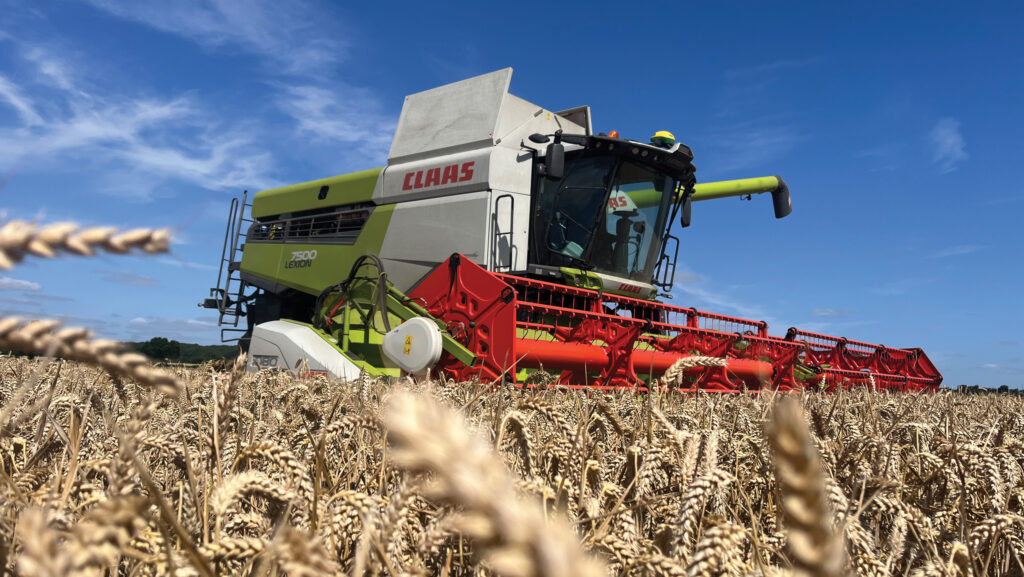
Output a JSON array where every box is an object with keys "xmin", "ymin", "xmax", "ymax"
[
  {"xmin": 929, "ymin": 117, "xmax": 967, "ymax": 173},
  {"xmin": 982, "ymin": 363, "xmax": 998, "ymax": 369},
  {"xmin": 930, "ymin": 244, "xmax": 984, "ymax": 258},
  {"xmin": 0, "ymin": 277, "xmax": 43, "ymax": 291},
  {"xmin": 82, "ymin": 0, "xmax": 345, "ymax": 74},
  {"xmin": 129, "ymin": 317, "xmax": 149, "ymax": 325}
]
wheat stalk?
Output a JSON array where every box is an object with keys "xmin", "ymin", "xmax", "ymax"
[
  {"xmin": 0, "ymin": 220, "xmax": 171, "ymax": 269},
  {"xmin": 685, "ymin": 521, "xmax": 746, "ymax": 577},
  {"xmin": 0, "ymin": 317, "xmax": 181, "ymax": 396},
  {"xmin": 767, "ymin": 398, "xmax": 844, "ymax": 577},
  {"xmin": 661, "ymin": 356, "xmax": 728, "ymax": 388},
  {"xmin": 384, "ymin": 389, "xmax": 605, "ymax": 577}
]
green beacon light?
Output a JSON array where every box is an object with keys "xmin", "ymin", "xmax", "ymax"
[{"xmin": 650, "ymin": 130, "xmax": 675, "ymax": 148}]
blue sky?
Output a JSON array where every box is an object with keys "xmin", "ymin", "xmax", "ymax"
[{"xmin": 0, "ymin": 1, "xmax": 1020, "ymax": 387}]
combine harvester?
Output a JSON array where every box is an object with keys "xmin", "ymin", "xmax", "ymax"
[{"xmin": 202, "ymin": 69, "xmax": 941, "ymax": 392}]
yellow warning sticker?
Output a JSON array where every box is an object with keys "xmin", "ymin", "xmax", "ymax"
[{"xmin": 403, "ymin": 335, "xmax": 412, "ymax": 355}]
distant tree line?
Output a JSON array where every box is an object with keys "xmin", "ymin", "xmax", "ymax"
[
  {"xmin": 127, "ymin": 337, "xmax": 238, "ymax": 363},
  {"xmin": 2, "ymin": 337, "xmax": 237, "ymax": 363}
]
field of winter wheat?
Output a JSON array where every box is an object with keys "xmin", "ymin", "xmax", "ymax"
[{"xmin": 1, "ymin": 357, "xmax": 1022, "ymax": 577}]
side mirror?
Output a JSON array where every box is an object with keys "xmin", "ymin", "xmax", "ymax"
[
  {"xmin": 772, "ymin": 176, "xmax": 792, "ymax": 219},
  {"xmin": 680, "ymin": 195, "xmax": 692, "ymax": 228},
  {"xmin": 545, "ymin": 142, "xmax": 565, "ymax": 180}
]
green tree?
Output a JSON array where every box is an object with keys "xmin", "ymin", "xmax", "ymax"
[{"xmin": 138, "ymin": 337, "xmax": 181, "ymax": 360}]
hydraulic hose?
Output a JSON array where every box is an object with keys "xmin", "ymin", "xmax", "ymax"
[{"xmin": 314, "ymin": 254, "xmax": 392, "ymax": 333}]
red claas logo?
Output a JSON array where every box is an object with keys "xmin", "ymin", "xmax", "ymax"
[
  {"xmin": 402, "ymin": 162, "xmax": 475, "ymax": 191},
  {"xmin": 617, "ymin": 283, "xmax": 642, "ymax": 294}
]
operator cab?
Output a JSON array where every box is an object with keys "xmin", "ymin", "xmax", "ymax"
[{"xmin": 527, "ymin": 133, "xmax": 696, "ymax": 294}]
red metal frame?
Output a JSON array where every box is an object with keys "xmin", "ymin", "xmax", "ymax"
[{"xmin": 408, "ymin": 255, "xmax": 942, "ymax": 392}]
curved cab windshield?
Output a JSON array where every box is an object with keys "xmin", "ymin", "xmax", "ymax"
[{"xmin": 532, "ymin": 154, "xmax": 675, "ymax": 283}]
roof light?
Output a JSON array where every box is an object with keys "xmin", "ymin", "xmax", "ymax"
[{"xmin": 608, "ymin": 130, "xmax": 619, "ymax": 138}]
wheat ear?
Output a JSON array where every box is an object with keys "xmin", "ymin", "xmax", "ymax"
[
  {"xmin": 767, "ymin": 397, "xmax": 844, "ymax": 577},
  {"xmin": 0, "ymin": 220, "xmax": 171, "ymax": 268},
  {"xmin": 384, "ymin": 389, "xmax": 605, "ymax": 577},
  {"xmin": 685, "ymin": 521, "xmax": 746, "ymax": 577},
  {"xmin": 0, "ymin": 318, "xmax": 181, "ymax": 396},
  {"xmin": 661, "ymin": 356, "xmax": 728, "ymax": 388}
]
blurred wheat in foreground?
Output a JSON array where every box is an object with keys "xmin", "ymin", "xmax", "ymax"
[{"xmin": 1, "ymin": 359, "xmax": 1022, "ymax": 577}]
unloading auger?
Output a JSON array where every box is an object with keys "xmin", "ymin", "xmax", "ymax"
[{"xmin": 201, "ymin": 68, "xmax": 942, "ymax": 392}]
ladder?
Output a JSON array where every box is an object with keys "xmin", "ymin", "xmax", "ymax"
[{"xmin": 201, "ymin": 191, "xmax": 253, "ymax": 343}]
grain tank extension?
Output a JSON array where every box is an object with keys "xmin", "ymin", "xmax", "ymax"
[{"xmin": 202, "ymin": 68, "xmax": 942, "ymax": 391}]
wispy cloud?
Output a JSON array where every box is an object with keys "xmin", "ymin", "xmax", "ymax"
[
  {"xmin": 21, "ymin": 45, "xmax": 76, "ymax": 91},
  {"xmin": 930, "ymin": 244, "xmax": 984, "ymax": 258},
  {"xmin": 699, "ymin": 117, "xmax": 803, "ymax": 173},
  {"xmin": 811, "ymin": 308, "xmax": 850, "ymax": 317},
  {"xmin": 0, "ymin": 39, "xmax": 278, "ymax": 197},
  {"xmin": 984, "ymin": 194, "xmax": 1024, "ymax": 206},
  {"xmin": 724, "ymin": 56, "xmax": 825, "ymax": 81},
  {"xmin": 0, "ymin": 75, "xmax": 44, "ymax": 126},
  {"xmin": 870, "ymin": 277, "xmax": 935, "ymax": 296},
  {"xmin": 929, "ymin": 117, "xmax": 967, "ymax": 173},
  {"xmin": 157, "ymin": 256, "xmax": 218, "ymax": 271},
  {"xmin": 275, "ymin": 85, "xmax": 396, "ymax": 163},
  {"xmin": 81, "ymin": 0, "xmax": 345, "ymax": 74},
  {"xmin": 672, "ymin": 270, "xmax": 767, "ymax": 320},
  {"xmin": 674, "ymin": 271, "xmax": 703, "ymax": 284},
  {"xmin": 789, "ymin": 318, "xmax": 879, "ymax": 335},
  {"xmin": 78, "ymin": 1, "xmax": 396, "ymax": 172},
  {"xmin": 129, "ymin": 316, "xmax": 214, "ymax": 327},
  {"xmin": 0, "ymin": 277, "xmax": 42, "ymax": 291},
  {"xmin": 0, "ymin": 292, "xmax": 72, "ymax": 306},
  {"xmin": 856, "ymin": 141, "xmax": 905, "ymax": 172},
  {"xmin": 711, "ymin": 55, "xmax": 813, "ymax": 169},
  {"xmin": 101, "ymin": 270, "xmax": 159, "ymax": 287},
  {"xmin": 125, "ymin": 315, "xmax": 220, "ymax": 341}
]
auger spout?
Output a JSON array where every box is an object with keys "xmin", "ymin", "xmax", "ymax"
[{"xmin": 690, "ymin": 175, "xmax": 792, "ymax": 218}]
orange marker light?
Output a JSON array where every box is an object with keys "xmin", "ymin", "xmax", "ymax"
[{"xmin": 608, "ymin": 130, "xmax": 619, "ymax": 138}]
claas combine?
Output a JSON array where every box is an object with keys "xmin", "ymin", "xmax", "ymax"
[{"xmin": 201, "ymin": 68, "xmax": 942, "ymax": 392}]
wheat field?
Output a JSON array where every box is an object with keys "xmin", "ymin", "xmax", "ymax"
[{"xmin": 0, "ymin": 358, "xmax": 1021, "ymax": 577}]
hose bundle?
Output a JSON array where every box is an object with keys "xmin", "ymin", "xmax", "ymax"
[{"xmin": 313, "ymin": 254, "xmax": 393, "ymax": 333}]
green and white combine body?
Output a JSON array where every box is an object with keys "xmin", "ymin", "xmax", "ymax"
[
  {"xmin": 243, "ymin": 68, "xmax": 663, "ymax": 299},
  {"xmin": 204, "ymin": 68, "xmax": 807, "ymax": 387}
]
